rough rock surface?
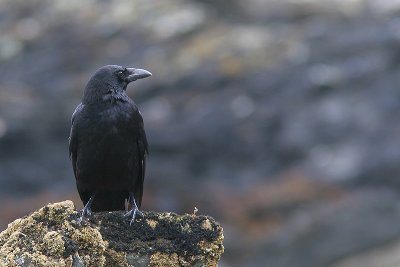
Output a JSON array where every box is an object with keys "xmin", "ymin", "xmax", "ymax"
[{"xmin": 0, "ymin": 201, "xmax": 224, "ymax": 267}]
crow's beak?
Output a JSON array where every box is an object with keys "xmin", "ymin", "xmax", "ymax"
[{"xmin": 126, "ymin": 68, "xmax": 152, "ymax": 83}]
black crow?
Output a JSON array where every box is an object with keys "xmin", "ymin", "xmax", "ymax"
[{"xmin": 69, "ymin": 65, "xmax": 151, "ymax": 225}]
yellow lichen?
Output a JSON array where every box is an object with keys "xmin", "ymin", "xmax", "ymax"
[
  {"xmin": 72, "ymin": 227, "xmax": 103, "ymax": 249},
  {"xmin": 158, "ymin": 212, "xmax": 174, "ymax": 221},
  {"xmin": 104, "ymin": 249, "xmax": 128, "ymax": 267},
  {"xmin": 146, "ymin": 219, "xmax": 158, "ymax": 229},
  {"xmin": 198, "ymin": 240, "xmax": 224, "ymax": 259},
  {"xmin": 150, "ymin": 252, "xmax": 180, "ymax": 266},
  {"xmin": 201, "ymin": 219, "xmax": 213, "ymax": 231},
  {"xmin": 181, "ymin": 222, "xmax": 191, "ymax": 233},
  {"xmin": 36, "ymin": 201, "xmax": 76, "ymax": 223},
  {"xmin": 42, "ymin": 231, "xmax": 64, "ymax": 256},
  {"xmin": 71, "ymin": 226, "xmax": 106, "ymax": 266}
]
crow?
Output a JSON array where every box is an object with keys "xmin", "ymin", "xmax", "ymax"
[{"xmin": 69, "ymin": 65, "xmax": 151, "ymax": 225}]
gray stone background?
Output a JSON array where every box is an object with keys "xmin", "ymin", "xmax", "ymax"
[{"xmin": 1, "ymin": 0, "xmax": 400, "ymax": 266}]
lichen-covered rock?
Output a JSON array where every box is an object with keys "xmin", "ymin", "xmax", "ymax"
[{"xmin": 0, "ymin": 201, "xmax": 224, "ymax": 266}]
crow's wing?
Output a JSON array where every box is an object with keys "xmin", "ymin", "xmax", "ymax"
[
  {"xmin": 69, "ymin": 103, "xmax": 84, "ymax": 180},
  {"xmin": 133, "ymin": 111, "xmax": 148, "ymax": 208}
]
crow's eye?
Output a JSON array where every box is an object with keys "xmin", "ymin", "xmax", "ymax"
[{"xmin": 117, "ymin": 70, "xmax": 124, "ymax": 76}]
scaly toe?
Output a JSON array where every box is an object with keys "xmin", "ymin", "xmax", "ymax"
[{"xmin": 125, "ymin": 208, "xmax": 144, "ymax": 225}]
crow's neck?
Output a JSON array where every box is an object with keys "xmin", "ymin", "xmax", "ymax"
[{"xmin": 83, "ymin": 79, "xmax": 127, "ymax": 105}]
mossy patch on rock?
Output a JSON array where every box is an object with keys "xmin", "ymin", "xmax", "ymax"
[{"xmin": 0, "ymin": 201, "xmax": 224, "ymax": 266}]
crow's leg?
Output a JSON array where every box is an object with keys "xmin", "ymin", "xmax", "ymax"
[
  {"xmin": 78, "ymin": 194, "xmax": 95, "ymax": 223},
  {"xmin": 124, "ymin": 192, "xmax": 143, "ymax": 226}
]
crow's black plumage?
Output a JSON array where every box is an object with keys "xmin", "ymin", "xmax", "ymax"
[{"xmin": 69, "ymin": 65, "xmax": 151, "ymax": 224}]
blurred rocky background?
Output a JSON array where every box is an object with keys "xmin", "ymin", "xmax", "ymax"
[{"xmin": 1, "ymin": 0, "xmax": 400, "ymax": 266}]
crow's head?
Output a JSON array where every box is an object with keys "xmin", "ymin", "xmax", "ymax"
[{"xmin": 83, "ymin": 65, "xmax": 152, "ymax": 103}]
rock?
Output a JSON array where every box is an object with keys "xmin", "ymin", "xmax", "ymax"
[{"xmin": 0, "ymin": 201, "xmax": 224, "ymax": 267}]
